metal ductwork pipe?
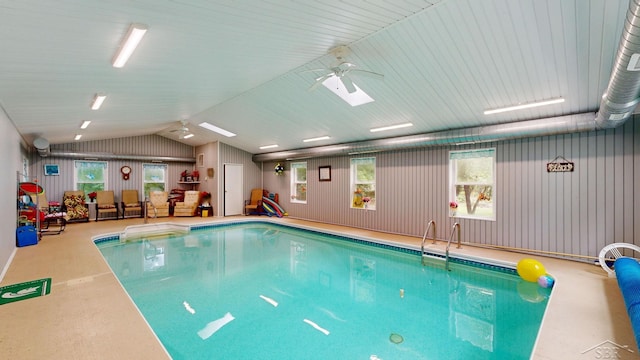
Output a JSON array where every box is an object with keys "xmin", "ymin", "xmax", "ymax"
[
  {"xmin": 253, "ymin": 113, "xmax": 597, "ymax": 162},
  {"xmin": 595, "ymin": 0, "xmax": 640, "ymax": 128},
  {"xmin": 47, "ymin": 150, "xmax": 195, "ymax": 163},
  {"xmin": 33, "ymin": 137, "xmax": 50, "ymax": 157}
]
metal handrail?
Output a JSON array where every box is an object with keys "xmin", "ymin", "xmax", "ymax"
[
  {"xmin": 420, "ymin": 220, "xmax": 436, "ymax": 257},
  {"xmin": 144, "ymin": 197, "xmax": 158, "ymax": 224},
  {"xmin": 445, "ymin": 222, "xmax": 461, "ymax": 271}
]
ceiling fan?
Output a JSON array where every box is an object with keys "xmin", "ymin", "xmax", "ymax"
[
  {"xmin": 307, "ymin": 45, "xmax": 384, "ymax": 93},
  {"xmin": 169, "ymin": 120, "xmax": 191, "ymax": 139}
]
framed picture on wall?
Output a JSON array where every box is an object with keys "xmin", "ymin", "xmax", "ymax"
[
  {"xmin": 197, "ymin": 153, "xmax": 204, "ymax": 167},
  {"xmin": 319, "ymin": 166, "xmax": 331, "ymax": 181},
  {"xmin": 44, "ymin": 164, "xmax": 60, "ymax": 176}
]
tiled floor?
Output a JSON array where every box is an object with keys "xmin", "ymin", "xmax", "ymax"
[{"xmin": 0, "ymin": 216, "xmax": 636, "ymax": 359}]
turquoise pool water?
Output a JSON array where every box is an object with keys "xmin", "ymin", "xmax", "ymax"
[{"xmin": 95, "ymin": 222, "xmax": 551, "ymax": 359}]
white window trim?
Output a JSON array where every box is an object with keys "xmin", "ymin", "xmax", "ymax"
[
  {"xmin": 290, "ymin": 162, "xmax": 307, "ymax": 204},
  {"xmin": 143, "ymin": 163, "xmax": 168, "ymax": 196},
  {"xmin": 449, "ymin": 148, "xmax": 496, "ymax": 221},
  {"xmin": 350, "ymin": 157, "xmax": 376, "ymax": 210},
  {"xmin": 74, "ymin": 160, "xmax": 108, "ymax": 192}
]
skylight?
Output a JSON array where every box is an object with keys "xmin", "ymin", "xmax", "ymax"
[{"xmin": 321, "ymin": 75, "xmax": 374, "ymax": 106}]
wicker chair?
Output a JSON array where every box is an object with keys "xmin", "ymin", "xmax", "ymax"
[
  {"xmin": 95, "ymin": 190, "xmax": 119, "ymax": 221},
  {"xmin": 147, "ymin": 191, "xmax": 169, "ymax": 218},
  {"xmin": 174, "ymin": 190, "xmax": 200, "ymax": 217},
  {"xmin": 121, "ymin": 190, "xmax": 143, "ymax": 219}
]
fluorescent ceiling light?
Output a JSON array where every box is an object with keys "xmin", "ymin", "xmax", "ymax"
[
  {"xmin": 321, "ymin": 75, "xmax": 374, "ymax": 107},
  {"xmin": 484, "ymin": 98, "xmax": 564, "ymax": 115},
  {"xmin": 370, "ymin": 122, "xmax": 413, "ymax": 133},
  {"xmin": 74, "ymin": 134, "xmax": 82, "ymax": 141},
  {"xmin": 198, "ymin": 122, "xmax": 236, "ymax": 137},
  {"xmin": 112, "ymin": 23, "xmax": 148, "ymax": 68},
  {"xmin": 303, "ymin": 136, "xmax": 330, "ymax": 143},
  {"xmin": 80, "ymin": 120, "xmax": 91, "ymax": 129},
  {"xmin": 91, "ymin": 94, "xmax": 106, "ymax": 110},
  {"xmin": 259, "ymin": 144, "xmax": 279, "ymax": 150},
  {"xmin": 182, "ymin": 134, "xmax": 194, "ymax": 139}
]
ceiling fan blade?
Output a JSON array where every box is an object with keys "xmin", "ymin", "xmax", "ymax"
[
  {"xmin": 341, "ymin": 75, "xmax": 357, "ymax": 94},
  {"xmin": 350, "ymin": 69, "xmax": 384, "ymax": 80},
  {"xmin": 308, "ymin": 73, "xmax": 333, "ymax": 92}
]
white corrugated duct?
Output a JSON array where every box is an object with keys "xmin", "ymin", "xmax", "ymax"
[
  {"xmin": 254, "ymin": 0, "xmax": 640, "ymax": 162},
  {"xmin": 47, "ymin": 150, "xmax": 195, "ymax": 163},
  {"xmin": 595, "ymin": 0, "xmax": 640, "ymax": 128},
  {"xmin": 253, "ymin": 113, "xmax": 597, "ymax": 162}
]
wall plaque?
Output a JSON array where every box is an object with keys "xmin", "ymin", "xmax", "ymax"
[{"xmin": 547, "ymin": 156, "xmax": 574, "ymax": 172}]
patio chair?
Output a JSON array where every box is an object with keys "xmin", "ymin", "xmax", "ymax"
[
  {"xmin": 62, "ymin": 190, "xmax": 89, "ymax": 222},
  {"xmin": 121, "ymin": 189, "xmax": 143, "ymax": 219},
  {"xmin": 95, "ymin": 190, "xmax": 119, "ymax": 221},
  {"xmin": 29, "ymin": 191, "xmax": 66, "ymax": 234},
  {"xmin": 147, "ymin": 191, "xmax": 169, "ymax": 218},
  {"xmin": 174, "ymin": 190, "xmax": 200, "ymax": 217},
  {"xmin": 244, "ymin": 188, "xmax": 263, "ymax": 215}
]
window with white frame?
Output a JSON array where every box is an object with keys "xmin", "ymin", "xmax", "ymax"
[
  {"xmin": 449, "ymin": 148, "xmax": 495, "ymax": 220},
  {"xmin": 290, "ymin": 162, "xmax": 307, "ymax": 203},
  {"xmin": 75, "ymin": 161, "xmax": 107, "ymax": 200},
  {"xmin": 143, "ymin": 164, "xmax": 167, "ymax": 197},
  {"xmin": 350, "ymin": 157, "xmax": 376, "ymax": 210}
]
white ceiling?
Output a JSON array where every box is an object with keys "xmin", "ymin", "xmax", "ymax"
[{"xmin": 0, "ymin": 0, "xmax": 629, "ymax": 155}]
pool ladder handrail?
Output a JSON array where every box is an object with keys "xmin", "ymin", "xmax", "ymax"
[
  {"xmin": 445, "ymin": 222, "xmax": 461, "ymax": 271},
  {"xmin": 144, "ymin": 197, "xmax": 158, "ymax": 224},
  {"xmin": 420, "ymin": 220, "xmax": 436, "ymax": 254}
]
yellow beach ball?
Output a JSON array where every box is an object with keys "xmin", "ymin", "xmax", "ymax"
[{"xmin": 516, "ymin": 258, "xmax": 546, "ymax": 282}]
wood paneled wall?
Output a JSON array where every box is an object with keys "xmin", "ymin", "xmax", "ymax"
[{"xmin": 263, "ymin": 118, "xmax": 640, "ymax": 261}]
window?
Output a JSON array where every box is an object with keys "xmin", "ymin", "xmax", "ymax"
[
  {"xmin": 351, "ymin": 157, "xmax": 376, "ymax": 210},
  {"xmin": 75, "ymin": 161, "xmax": 107, "ymax": 199},
  {"xmin": 143, "ymin": 164, "xmax": 167, "ymax": 197},
  {"xmin": 449, "ymin": 148, "xmax": 496, "ymax": 220},
  {"xmin": 290, "ymin": 162, "xmax": 307, "ymax": 203}
]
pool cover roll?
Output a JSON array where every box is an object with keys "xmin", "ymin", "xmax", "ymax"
[{"xmin": 614, "ymin": 257, "xmax": 640, "ymax": 348}]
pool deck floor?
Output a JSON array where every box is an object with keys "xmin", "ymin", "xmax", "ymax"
[{"xmin": 0, "ymin": 216, "xmax": 635, "ymax": 359}]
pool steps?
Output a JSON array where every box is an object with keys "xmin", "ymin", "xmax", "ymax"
[{"xmin": 119, "ymin": 222, "xmax": 190, "ymax": 242}]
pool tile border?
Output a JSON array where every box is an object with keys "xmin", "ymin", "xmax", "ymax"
[{"xmin": 94, "ymin": 220, "xmax": 516, "ymax": 275}]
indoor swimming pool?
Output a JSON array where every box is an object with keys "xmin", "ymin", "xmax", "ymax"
[{"xmin": 95, "ymin": 221, "xmax": 551, "ymax": 359}]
